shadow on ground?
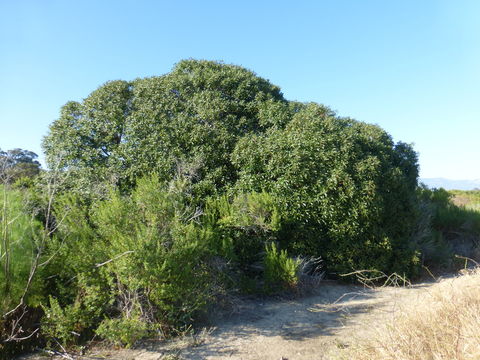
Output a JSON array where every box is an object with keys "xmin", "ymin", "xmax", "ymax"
[{"xmin": 130, "ymin": 283, "xmax": 386, "ymax": 359}]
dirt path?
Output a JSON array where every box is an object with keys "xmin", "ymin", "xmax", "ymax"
[{"xmin": 35, "ymin": 279, "xmax": 436, "ymax": 360}]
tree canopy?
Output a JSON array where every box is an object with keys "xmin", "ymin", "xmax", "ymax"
[
  {"xmin": 0, "ymin": 148, "xmax": 41, "ymax": 183},
  {"xmin": 43, "ymin": 60, "xmax": 289, "ymax": 195}
]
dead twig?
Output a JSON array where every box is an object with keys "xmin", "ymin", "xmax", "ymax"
[
  {"xmin": 95, "ymin": 250, "xmax": 134, "ymax": 268},
  {"xmin": 341, "ymin": 270, "xmax": 411, "ymax": 289},
  {"xmin": 455, "ymin": 254, "xmax": 479, "ymax": 269}
]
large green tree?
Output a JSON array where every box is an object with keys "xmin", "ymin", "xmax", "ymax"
[
  {"xmin": 43, "ymin": 59, "xmax": 421, "ymax": 274},
  {"xmin": 43, "ymin": 60, "xmax": 289, "ymax": 196}
]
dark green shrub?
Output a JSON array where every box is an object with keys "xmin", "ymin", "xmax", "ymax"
[
  {"xmin": 33, "ymin": 59, "xmax": 427, "ymax": 351},
  {"xmin": 232, "ymin": 103, "xmax": 420, "ymax": 276},
  {"xmin": 204, "ymin": 192, "xmax": 281, "ymax": 278},
  {"xmin": 42, "ymin": 59, "xmax": 422, "ymax": 278}
]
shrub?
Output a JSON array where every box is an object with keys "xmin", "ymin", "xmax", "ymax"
[
  {"xmin": 0, "ymin": 185, "xmax": 48, "ymax": 359},
  {"xmin": 42, "ymin": 60, "xmax": 288, "ymax": 197},
  {"xmin": 232, "ymin": 103, "xmax": 420, "ymax": 276},
  {"xmin": 96, "ymin": 316, "xmax": 150, "ymax": 348},
  {"xmin": 40, "ymin": 175, "xmax": 222, "ymax": 345},
  {"xmin": 0, "ymin": 185, "xmax": 44, "ymax": 314},
  {"xmin": 94, "ymin": 177, "xmax": 217, "ymax": 328},
  {"xmin": 42, "ymin": 60, "xmax": 422, "ymax": 277},
  {"xmin": 263, "ymin": 242, "xmax": 300, "ymax": 293},
  {"xmin": 204, "ymin": 191, "xmax": 282, "ymax": 282},
  {"xmin": 31, "ymin": 59, "xmax": 427, "ymax": 352},
  {"xmin": 41, "ymin": 297, "xmax": 88, "ymax": 346}
]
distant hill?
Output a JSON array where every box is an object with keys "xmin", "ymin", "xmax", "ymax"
[{"xmin": 419, "ymin": 178, "xmax": 480, "ymax": 190}]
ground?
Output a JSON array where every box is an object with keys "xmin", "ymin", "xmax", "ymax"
[{"xmin": 20, "ymin": 275, "xmax": 443, "ymax": 360}]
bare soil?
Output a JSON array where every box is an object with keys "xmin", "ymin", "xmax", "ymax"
[{"xmin": 20, "ymin": 277, "xmax": 442, "ymax": 360}]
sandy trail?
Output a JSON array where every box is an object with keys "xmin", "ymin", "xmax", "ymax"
[{"xmin": 27, "ymin": 278, "xmax": 437, "ymax": 360}]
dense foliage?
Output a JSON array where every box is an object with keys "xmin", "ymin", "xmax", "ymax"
[
  {"xmin": 43, "ymin": 60, "xmax": 421, "ymax": 275},
  {"xmin": 8, "ymin": 59, "xmax": 474, "ymax": 357},
  {"xmin": 41, "ymin": 176, "xmax": 219, "ymax": 345},
  {"xmin": 42, "ymin": 60, "xmax": 287, "ymax": 197},
  {"xmin": 0, "ymin": 185, "xmax": 45, "ymax": 358},
  {"xmin": 0, "ymin": 186, "xmax": 43, "ymax": 312},
  {"xmin": 232, "ymin": 103, "xmax": 420, "ymax": 274}
]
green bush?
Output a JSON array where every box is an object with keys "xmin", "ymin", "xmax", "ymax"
[
  {"xmin": 264, "ymin": 242, "xmax": 300, "ymax": 293},
  {"xmin": 96, "ymin": 316, "xmax": 150, "ymax": 348},
  {"xmin": 95, "ymin": 177, "xmax": 217, "ymax": 327},
  {"xmin": 37, "ymin": 182, "xmax": 297, "ymax": 347},
  {"xmin": 204, "ymin": 191, "xmax": 282, "ymax": 280},
  {"xmin": 41, "ymin": 297, "xmax": 89, "ymax": 346},
  {"xmin": 0, "ymin": 185, "xmax": 48, "ymax": 359},
  {"xmin": 42, "ymin": 59, "xmax": 422, "ymax": 277},
  {"xmin": 0, "ymin": 185, "xmax": 44, "ymax": 313},
  {"xmin": 40, "ymin": 175, "xmax": 221, "ymax": 345},
  {"xmin": 418, "ymin": 186, "xmax": 480, "ymax": 236},
  {"xmin": 42, "ymin": 60, "xmax": 288, "ymax": 197},
  {"xmin": 232, "ymin": 103, "xmax": 420, "ymax": 276}
]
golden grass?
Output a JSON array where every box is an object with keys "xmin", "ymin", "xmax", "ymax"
[{"xmin": 346, "ymin": 269, "xmax": 480, "ymax": 360}]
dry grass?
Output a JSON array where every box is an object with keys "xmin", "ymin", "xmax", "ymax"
[{"xmin": 344, "ymin": 268, "xmax": 480, "ymax": 360}]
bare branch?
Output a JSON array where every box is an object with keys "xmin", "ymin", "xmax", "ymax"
[{"xmin": 95, "ymin": 250, "xmax": 134, "ymax": 268}]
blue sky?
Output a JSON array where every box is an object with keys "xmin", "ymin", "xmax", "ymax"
[{"xmin": 1, "ymin": 0, "xmax": 479, "ymax": 179}]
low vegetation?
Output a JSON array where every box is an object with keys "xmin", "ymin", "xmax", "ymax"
[
  {"xmin": 417, "ymin": 186, "xmax": 480, "ymax": 271},
  {"xmin": 1, "ymin": 60, "xmax": 479, "ymax": 358},
  {"xmin": 451, "ymin": 189, "xmax": 480, "ymax": 211}
]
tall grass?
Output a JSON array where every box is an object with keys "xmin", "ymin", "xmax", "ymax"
[{"xmin": 345, "ymin": 269, "xmax": 480, "ymax": 359}]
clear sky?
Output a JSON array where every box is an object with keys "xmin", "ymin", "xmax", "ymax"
[{"xmin": 1, "ymin": 0, "xmax": 479, "ymax": 179}]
